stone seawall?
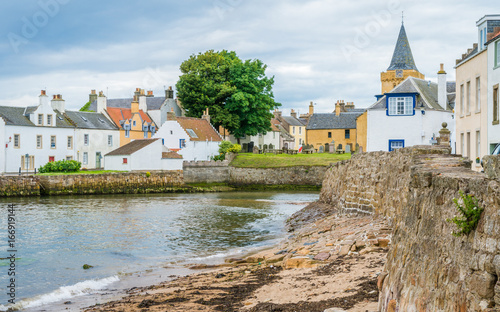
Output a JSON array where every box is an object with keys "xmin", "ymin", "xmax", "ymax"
[
  {"xmin": 183, "ymin": 161, "xmax": 230, "ymax": 183},
  {"xmin": 38, "ymin": 171, "xmax": 184, "ymax": 195},
  {"xmin": 318, "ymin": 145, "xmax": 500, "ymax": 311},
  {"xmin": 0, "ymin": 175, "xmax": 40, "ymax": 196},
  {"xmin": 229, "ymin": 166, "xmax": 326, "ymax": 186}
]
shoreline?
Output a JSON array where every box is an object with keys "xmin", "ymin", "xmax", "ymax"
[{"xmin": 82, "ymin": 202, "xmax": 391, "ymax": 312}]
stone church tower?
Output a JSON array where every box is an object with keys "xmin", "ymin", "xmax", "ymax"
[{"xmin": 380, "ymin": 23, "xmax": 425, "ymax": 94}]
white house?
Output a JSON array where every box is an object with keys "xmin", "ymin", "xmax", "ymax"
[
  {"xmin": 367, "ymin": 73, "xmax": 455, "ymax": 152},
  {"xmin": 228, "ymin": 122, "xmax": 281, "ymax": 152},
  {"xmin": 486, "ymin": 27, "xmax": 500, "ymax": 152},
  {"xmin": 104, "ymin": 138, "xmax": 183, "ymax": 171},
  {"xmin": 154, "ymin": 110, "xmax": 222, "ymax": 161}
]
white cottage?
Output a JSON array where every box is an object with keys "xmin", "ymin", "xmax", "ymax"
[
  {"xmin": 154, "ymin": 111, "xmax": 222, "ymax": 161},
  {"xmin": 367, "ymin": 74, "xmax": 455, "ymax": 152},
  {"xmin": 486, "ymin": 27, "xmax": 500, "ymax": 152},
  {"xmin": 104, "ymin": 138, "xmax": 182, "ymax": 171}
]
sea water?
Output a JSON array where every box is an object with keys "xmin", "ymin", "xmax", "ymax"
[{"xmin": 0, "ymin": 191, "xmax": 318, "ymax": 311}]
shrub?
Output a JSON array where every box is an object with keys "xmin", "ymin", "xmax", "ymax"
[
  {"xmin": 146, "ymin": 172, "xmax": 151, "ymax": 177},
  {"xmin": 212, "ymin": 153, "xmax": 225, "ymax": 161},
  {"xmin": 218, "ymin": 141, "xmax": 234, "ymax": 155},
  {"xmin": 228, "ymin": 144, "xmax": 241, "ymax": 153},
  {"xmin": 39, "ymin": 160, "xmax": 81, "ymax": 173},
  {"xmin": 447, "ymin": 191, "xmax": 483, "ymax": 237}
]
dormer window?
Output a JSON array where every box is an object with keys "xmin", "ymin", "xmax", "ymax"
[
  {"xmin": 387, "ymin": 94, "xmax": 415, "ymax": 116},
  {"xmin": 47, "ymin": 114, "xmax": 52, "ymax": 126},
  {"xmin": 38, "ymin": 114, "xmax": 43, "ymax": 125}
]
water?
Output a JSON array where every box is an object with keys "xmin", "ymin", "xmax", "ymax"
[{"xmin": 0, "ymin": 191, "xmax": 318, "ymax": 311}]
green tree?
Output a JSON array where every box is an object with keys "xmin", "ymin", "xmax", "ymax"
[{"xmin": 176, "ymin": 50, "xmax": 280, "ymax": 143}]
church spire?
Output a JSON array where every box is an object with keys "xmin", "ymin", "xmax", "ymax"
[{"xmin": 387, "ymin": 24, "xmax": 418, "ymax": 71}]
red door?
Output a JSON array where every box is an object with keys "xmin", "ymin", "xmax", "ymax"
[{"xmin": 49, "ymin": 156, "xmax": 55, "ymax": 162}]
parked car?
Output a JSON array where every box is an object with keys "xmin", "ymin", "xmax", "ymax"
[{"xmin": 481, "ymin": 143, "xmax": 500, "ymax": 170}]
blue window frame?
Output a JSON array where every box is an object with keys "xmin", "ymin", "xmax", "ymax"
[
  {"xmin": 389, "ymin": 140, "xmax": 404, "ymax": 151},
  {"xmin": 179, "ymin": 139, "xmax": 185, "ymax": 148},
  {"xmin": 386, "ymin": 93, "xmax": 417, "ymax": 116}
]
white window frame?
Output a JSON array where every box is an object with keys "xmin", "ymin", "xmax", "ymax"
[
  {"xmin": 38, "ymin": 114, "xmax": 43, "ymax": 125},
  {"xmin": 13, "ymin": 134, "xmax": 20, "ymax": 148},
  {"xmin": 36, "ymin": 135, "xmax": 42, "ymax": 149},
  {"xmin": 84, "ymin": 134, "xmax": 89, "ymax": 146},
  {"xmin": 389, "ymin": 140, "xmax": 404, "ymax": 151},
  {"xmin": 50, "ymin": 135, "xmax": 56, "ymax": 149},
  {"xmin": 108, "ymin": 135, "xmax": 113, "ymax": 147},
  {"xmin": 388, "ymin": 97, "xmax": 413, "ymax": 116},
  {"xmin": 83, "ymin": 152, "xmax": 88, "ymax": 165},
  {"xmin": 47, "ymin": 114, "xmax": 52, "ymax": 126},
  {"xmin": 466, "ymin": 81, "xmax": 471, "ymax": 114},
  {"xmin": 476, "ymin": 77, "xmax": 481, "ymax": 112},
  {"xmin": 67, "ymin": 136, "xmax": 73, "ymax": 149}
]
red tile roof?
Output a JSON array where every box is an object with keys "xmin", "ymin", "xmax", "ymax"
[
  {"xmin": 107, "ymin": 107, "xmax": 153, "ymax": 129},
  {"xmin": 176, "ymin": 117, "xmax": 222, "ymax": 142},
  {"xmin": 270, "ymin": 119, "xmax": 281, "ymax": 132},
  {"xmin": 162, "ymin": 151, "xmax": 183, "ymax": 159}
]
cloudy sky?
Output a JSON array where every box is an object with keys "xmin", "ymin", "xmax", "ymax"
[{"xmin": 0, "ymin": 0, "xmax": 496, "ymax": 114}]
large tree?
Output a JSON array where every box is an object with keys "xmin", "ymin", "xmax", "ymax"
[{"xmin": 176, "ymin": 50, "xmax": 280, "ymax": 142}]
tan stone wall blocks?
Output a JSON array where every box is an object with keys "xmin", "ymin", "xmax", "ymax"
[{"xmin": 229, "ymin": 166, "xmax": 326, "ymax": 186}]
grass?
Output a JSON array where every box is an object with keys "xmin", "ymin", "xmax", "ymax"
[
  {"xmin": 36, "ymin": 170, "xmax": 127, "ymax": 176},
  {"xmin": 230, "ymin": 152, "xmax": 351, "ymax": 168}
]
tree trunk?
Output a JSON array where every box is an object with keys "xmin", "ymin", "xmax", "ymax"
[{"xmin": 237, "ymin": 137, "xmax": 240, "ymax": 144}]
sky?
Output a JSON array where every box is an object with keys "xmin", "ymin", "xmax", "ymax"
[{"xmin": 0, "ymin": 0, "xmax": 496, "ymax": 115}]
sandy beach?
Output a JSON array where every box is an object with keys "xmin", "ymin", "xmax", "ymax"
[{"xmin": 83, "ymin": 202, "xmax": 390, "ymax": 312}]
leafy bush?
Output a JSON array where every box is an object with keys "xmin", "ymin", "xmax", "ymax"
[
  {"xmin": 228, "ymin": 144, "xmax": 241, "ymax": 153},
  {"xmin": 39, "ymin": 160, "xmax": 81, "ymax": 173},
  {"xmin": 447, "ymin": 191, "xmax": 483, "ymax": 237},
  {"xmin": 212, "ymin": 153, "xmax": 225, "ymax": 161},
  {"xmin": 218, "ymin": 141, "xmax": 234, "ymax": 154},
  {"xmin": 146, "ymin": 172, "xmax": 151, "ymax": 177}
]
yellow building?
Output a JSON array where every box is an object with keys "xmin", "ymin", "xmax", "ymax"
[
  {"xmin": 380, "ymin": 23, "xmax": 425, "ymax": 94},
  {"xmin": 273, "ymin": 109, "xmax": 307, "ymax": 147},
  {"xmin": 306, "ymin": 100, "xmax": 366, "ymax": 152}
]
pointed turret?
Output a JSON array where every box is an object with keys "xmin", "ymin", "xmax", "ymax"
[{"xmin": 387, "ymin": 24, "xmax": 418, "ymax": 71}]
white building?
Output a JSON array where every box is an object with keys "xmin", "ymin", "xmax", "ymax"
[
  {"xmin": 367, "ymin": 74, "xmax": 455, "ymax": 152},
  {"xmin": 228, "ymin": 123, "xmax": 281, "ymax": 152},
  {"xmin": 154, "ymin": 111, "xmax": 222, "ymax": 161},
  {"xmin": 104, "ymin": 138, "xmax": 183, "ymax": 171},
  {"xmin": 486, "ymin": 27, "xmax": 500, "ymax": 152}
]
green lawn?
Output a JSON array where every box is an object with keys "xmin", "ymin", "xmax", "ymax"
[
  {"xmin": 230, "ymin": 152, "xmax": 351, "ymax": 168},
  {"xmin": 36, "ymin": 170, "xmax": 127, "ymax": 176}
]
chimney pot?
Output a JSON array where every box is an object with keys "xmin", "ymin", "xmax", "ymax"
[
  {"xmin": 168, "ymin": 86, "xmax": 173, "ymax": 90},
  {"xmin": 91, "ymin": 90, "xmax": 96, "ymax": 95},
  {"xmin": 53, "ymin": 95, "xmax": 57, "ymax": 100},
  {"xmin": 136, "ymin": 88, "xmax": 141, "ymax": 92},
  {"xmin": 41, "ymin": 90, "xmax": 46, "ymax": 96}
]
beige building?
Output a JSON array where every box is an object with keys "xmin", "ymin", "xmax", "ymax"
[
  {"xmin": 273, "ymin": 109, "xmax": 307, "ymax": 147},
  {"xmin": 455, "ymin": 15, "xmax": 500, "ymax": 170}
]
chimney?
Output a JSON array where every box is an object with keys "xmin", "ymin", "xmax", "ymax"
[
  {"xmin": 138, "ymin": 89, "xmax": 147, "ymax": 112},
  {"xmin": 147, "ymin": 90, "xmax": 154, "ymax": 97},
  {"xmin": 273, "ymin": 109, "xmax": 282, "ymax": 119},
  {"xmin": 39, "ymin": 90, "xmax": 49, "ymax": 107},
  {"xmin": 131, "ymin": 95, "xmax": 139, "ymax": 113},
  {"xmin": 202, "ymin": 107, "xmax": 210, "ymax": 123},
  {"xmin": 166, "ymin": 108, "xmax": 176, "ymax": 121},
  {"xmin": 290, "ymin": 109, "xmax": 297, "ymax": 118},
  {"xmin": 51, "ymin": 94, "xmax": 65, "ymax": 113},
  {"xmin": 134, "ymin": 87, "xmax": 141, "ymax": 97},
  {"xmin": 437, "ymin": 63, "xmax": 447, "ymax": 110},
  {"xmin": 166, "ymin": 86, "xmax": 174, "ymax": 99},
  {"xmin": 345, "ymin": 101, "xmax": 355, "ymax": 110},
  {"xmin": 97, "ymin": 91, "xmax": 107, "ymax": 114},
  {"xmin": 89, "ymin": 89, "xmax": 97, "ymax": 103},
  {"xmin": 309, "ymin": 101, "xmax": 314, "ymax": 115},
  {"xmin": 335, "ymin": 100, "xmax": 341, "ymax": 116}
]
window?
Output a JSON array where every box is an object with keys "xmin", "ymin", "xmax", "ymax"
[
  {"xmin": 186, "ymin": 129, "xmax": 198, "ymax": 138},
  {"xmin": 36, "ymin": 135, "xmax": 42, "ymax": 149},
  {"xmin": 476, "ymin": 77, "xmax": 481, "ymax": 112},
  {"xmin": 467, "ymin": 132, "xmax": 471, "ymax": 159},
  {"xmin": 47, "ymin": 114, "xmax": 52, "ymax": 126},
  {"xmin": 179, "ymin": 139, "xmax": 186, "ymax": 148},
  {"xmin": 21, "ymin": 155, "xmax": 35, "ymax": 170},
  {"xmin": 496, "ymin": 41, "xmax": 500, "ymax": 67},
  {"xmin": 48, "ymin": 156, "xmax": 55, "ymax": 162},
  {"xmin": 66, "ymin": 156, "xmax": 73, "ymax": 161},
  {"xmin": 13, "ymin": 134, "xmax": 20, "ymax": 148},
  {"xmin": 476, "ymin": 131, "xmax": 481, "ymax": 161},
  {"xmin": 144, "ymin": 130, "xmax": 148, "ymax": 138},
  {"xmin": 494, "ymin": 85, "xmax": 499, "ymax": 124},
  {"xmin": 67, "ymin": 136, "xmax": 73, "ymax": 149},
  {"xmin": 50, "ymin": 136, "xmax": 56, "ymax": 149},
  {"xmin": 108, "ymin": 135, "xmax": 113, "ymax": 147},
  {"xmin": 123, "ymin": 158, "xmax": 128, "ymax": 164},
  {"xmin": 170, "ymin": 130, "xmax": 173, "ymax": 135},
  {"xmin": 125, "ymin": 130, "xmax": 130, "ymax": 138},
  {"xmin": 83, "ymin": 152, "xmax": 88, "ymax": 165},
  {"xmin": 461, "ymin": 133, "xmax": 465, "ymax": 155},
  {"xmin": 328, "ymin": 132, "xmax": 332, "ymax": 138},
  {"xmin": 460, "ymin": 84, "xmax": 464, "ymax": 115},
  {"xmin": 84, "ymin": 134, "xmax": 89, "ymax": 146},
  {"xmin": 38, "ymin": 114, "xmax": 43, "ymax": 125},
  {"xmin": 345, "ymin": 129, "xmax": 350, "ymax": 139},
  {"xmin": 299, "ymin": 127, "xmax": 302, "ymax": 135},
  {"xmin": 480, "ymin": 29, "xmax": 484, "ymax": 49},
  {"xmin": 389, "ymin": 140, "xmax": 404, "ymax": 151},
  {"xmin": 293, "ymin": 127, "xmax": 295, "ymax": 134},
  {"xmin": 388, "ymin": 96, "xmax": 413, "ymax": 115},
  {"xmin": 133, "ymin": 120, "xmax": 136, "ymax": 126},
  {"xmin": 466, "ymin": 81, "xmax": 471, "ymax": 114}
]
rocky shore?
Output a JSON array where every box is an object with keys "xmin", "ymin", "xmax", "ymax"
[{"xmin": 84, "ymin": 202, "xmax": 391, "ymax": 312}]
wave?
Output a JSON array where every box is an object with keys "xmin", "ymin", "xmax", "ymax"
[{"xmin": 0, "ymin": 276, "xmax": 119, "ymax": 311}]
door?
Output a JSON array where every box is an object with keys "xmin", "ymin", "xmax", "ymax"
[
  {"xmin": 49, "ymin": 156, "xmax": 55, "ymax": 162},
  {"xmin": 96, "ymin": 152, "xmax": 102, "ymax": 168}
]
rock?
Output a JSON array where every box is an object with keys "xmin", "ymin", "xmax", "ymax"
[
  {"xmin": 64, "ymin": 301, "xmax": 72, "ymax": 305},
  {"xmin": 325, "ymin": 243, "xmax": 334, "ymax": 247},
  {"xmin": 470, "ymin": 271, "xmax": 496, "ymax": 298},
  {"xmin": 359, "ymin": 247, "xmax": 379, "ymax": 255},
  {"xmin": 215, "ymin": 273, "xmax": 226, "ymax": 278},
  {"xmin": 297, "ymin": 249, "xmax": 310, "ymax": 255},
  {"xmin": 377, "ymin": 272, "xmax": 388, "ymax": 290},
  {"xmin": 82, "ymin": 264, "xmax": 93, "ymax": 270},
  {"xmin": 377, "ymin": 238, "xmax": 390, "ymax": 247},
  {"xmin": 266, "ymin": 254, "xmax": 285, "ymax": 264},
  {"xmin": 350, "ymin": 244, "xmax": 357, "ymax": 252},
  {"xmin": 324, "ymin": 308, "xmax": 347, "ymax": 312},
  {"xmin": 314, "ymin": 252, "xmax": 330, "ymax": 261},
  {"xmin": 225, "ymin": 258, "xmax": 244, "ymax": 263},
  {"xmin": 303, "ymin": 241, "xmax": 318, "ymax": 246},
  {"xmin": 355, "ymin": 240, "xmax": 366, "ymax": 248},
  {"xmin": 387, "ymin": 299, "xmax": 397, "ymax": 312},
  {"xmin": 340, "ymin": 240, "xmax": 354, "ymax": 246},
  {"xmin": 245, "ymin": 256, "xmax": 265, "ymax": 263},
  {"xmin": 339, "ymin": 245, "xmax": 351, "ymax": 256},
  {"xmin": 284, "ymin": 257, "xmax": 318, "ymax": 269},
  {"xmin": 367, "ymin": 239, "xmax": 379, "ymax": 246}
]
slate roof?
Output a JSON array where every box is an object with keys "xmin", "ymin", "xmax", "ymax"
[
  {"xmin": 271, "ymin": 119, "xmax": 294, "ymax": 140},
  {"xmin": 387, "ymin": 24, "xmax": 418, "ymax": 71},
  {"xmin": 0, "ymin": 106, "xmax": 36, "ymax": 126},
  {"xmin": 162, "ymin": 151, "xmax": 183, "ymax": 159},
  {"xmin": 306, "ymin": 112, "xmax": 364, "ymax": 130},
  {"xmin": 64, "ymin": 111, "xmax": 118, "ymax": 130},
  {"xmin": 88, "ymin": 97, "xmax": 166, "ymax": 112},
  {"xmin": 368, "ymin": 77, "xmax": 454, "ymax": 111},
  {"xmin": 281, "ymin": 116, "xmax": 304, "ymax": 127},
  {"xmin": 105, "ymin": 139, "xmax": 159, "ymax": 156},
  {"xmin": 176, "ymin": 117, "xmax": 222, "ymax": 142}
]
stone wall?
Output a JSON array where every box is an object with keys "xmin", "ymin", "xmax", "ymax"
[
  {"xmin": 318, "ymin": 145, "xmax": 500, "ymax": 311},
  {"xmin": 229, "ymin": 166, "xmax": 325, "ymax": 186},
  {"xmin": 0, "ymin": 175, "xmax": 40, "ymax": 196},
  {"xmin": 38, "ymin": 171, "xmax": 184, "ymax": 195},
  {"xmin": 183, "ymin": 161, "xmax": 230, "ymax": 183}
]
